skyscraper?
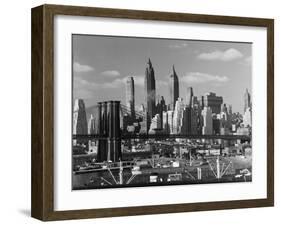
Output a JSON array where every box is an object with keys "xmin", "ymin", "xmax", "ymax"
[
  {"xmin": 167, "ymin": 110, "xmax": 174, "ymax": 134},
  {"xmin": 162, "ymin": 111, "xmax": 168, "ymax": 133},
  {"xmin": 156, "ymin": 95, "xmax": 166, "ymax": 129},
  {"xmin": 73, "ymin": 99, "xmax": 88, "ymax": 145},
  {"xmin": 144, "ymin": 58, "xmax": 156, "ymax": 130},
  {"xmin": 186, "ymin": 87, "xmax": 194, "ymax": 107},
  {"xmin": 172, "ymin": 97, "xmax": 185, "ymax": 134},
  {"xmin": 243, "ymin": 107, "xmax": 252, "ymax": 127},
  {"xmin": 88, "ymin": 114, "xmax": 96, "ymax": 135},
  {"xmin": 244, "ymin": 88, "xmax": 251, "ymax": 113},
  {"xmin": 180, "ymin": 106, "xmax": 198, "ymax": 135},
  {"xmin": 169, "ymin": 65, "xmax": 179, "ymax": 110},
  {"xmin": 73, "ymin": 99, "xmax": 88, "ymax": 135},
  {"xmin": 125, "ymin": 76, "xmax": 135, "ymax": 118},
  {"xmin": 202, "ymin": 107, "xmax": 213, "ymax": 135},
  {"xmin": 203, "ymin": 92, "xmax": 223, "ymax": 114}
]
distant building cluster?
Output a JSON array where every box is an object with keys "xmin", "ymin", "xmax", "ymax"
[
  {"xmin": 121, "ymin": 59, "xmax": 252, "ymax": 137},
  {"xmin": 73, "ymin": 58, "xmax": 252, "ymax": 139}
]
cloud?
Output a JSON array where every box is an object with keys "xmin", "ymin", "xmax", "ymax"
[
  {"xmin": 102, "ymin": 78, "xmax": 125, "ymax": 88},
  {"xmin": 101, "ymin": 70, "xmax": 121, "ymax": 77},
  {"xmin": 169, "ymin": 43, "xmax": 189, "ymax": 49},
  {"xmin": 73, "ymin": 62, "xmax": 94, "ymax": 73},
  {"xmin": 73, "ymin": 76, "xmax": 125, "ymax": 98},
  {"xmin": 182, "ymin": 72, "xmax": 229, "ymax": 84},
  {"xmin": 73, "ymin": 76, "xmax": 98, "ymax": 99},
  {"xmin": 197, "ymin": 48, "xmax": 243, "ymax": 62}
]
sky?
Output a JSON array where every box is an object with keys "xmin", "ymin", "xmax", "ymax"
[{"xmin": 73, "ymin": 34, "xmax": 252, "ymax": 114}]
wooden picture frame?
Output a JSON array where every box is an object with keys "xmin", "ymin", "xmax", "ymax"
[{"xmin": 31, "ymin": 4, "xmax": 274, "ymax": 221}]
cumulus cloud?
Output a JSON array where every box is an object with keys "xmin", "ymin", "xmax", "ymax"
[
  {"xmin": 73, "ymin": 76, "xmax": 98, "ymax": 99},
  {"xmin": 101, "ymin": 70, "xmax": 121, "ymax": 77},
  {"xmin": 182, "ymin": 72, "xmax": 229, "ymax": 84},
  {"xmin": 73, "ymin": 62, "xmax": 94, "ymax": 73},
  {"xmin": 102, "ymin": 78, "xmax": 125, "ymax": 88},
  {"xmin": 197, "ymin": 48, "xmax": 243, "ymax": 62}
]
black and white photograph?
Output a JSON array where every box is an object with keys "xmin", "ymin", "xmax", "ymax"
[{"xmin": 72, "ymin": 34, "xmax": 252, "ymax": 190}]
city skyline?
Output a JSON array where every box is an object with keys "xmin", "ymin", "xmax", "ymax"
[
  {"xmin": 72, "ymin": 34, "xmax": 252, "ymax": 190},
  {"xmin": 73, "ymin": 35, "xmax": 252, "ymax": 114}
]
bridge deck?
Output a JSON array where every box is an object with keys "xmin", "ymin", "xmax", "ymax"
[{"xmin": 73, "ymin": 134, "xmax": 251, "ymax": 140}]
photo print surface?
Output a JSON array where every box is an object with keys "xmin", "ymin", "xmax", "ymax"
[{"xmin": 72, "ymin": 34, "xmax": 252, "ymax": 190}]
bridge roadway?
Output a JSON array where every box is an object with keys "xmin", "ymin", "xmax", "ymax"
[{"xmin": 73, "ymin": 134, "xmax": 251, "ymax": 141}]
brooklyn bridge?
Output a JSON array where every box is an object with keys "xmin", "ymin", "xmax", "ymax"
[{"xmin": 73, "ymin": 101, "xmax": 251, "ymax": 163}]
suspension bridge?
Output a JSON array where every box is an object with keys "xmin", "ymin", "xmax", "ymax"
[{"xmin": 74, "ymin": 101, "xmax": 251, "ymax": 163}]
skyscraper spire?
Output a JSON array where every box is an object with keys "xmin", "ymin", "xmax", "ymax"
[
  {"xmin": 148, "ymin": 58, "xmax": 152, "ymax": 68},
  {"xmin": 144, "ymin": 58, "xmax": 156, "ymax": 132},
  {"xmin": 169, "ymin": 65, "xmax": 179, "ymax": 110}
]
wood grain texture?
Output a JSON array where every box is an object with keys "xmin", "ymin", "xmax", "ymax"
[
  {"xmin": 31, "ymin": 5, "xmax": 44, "ymax": 220},
  {"xmin": 31, "ymin": 4, "xmax": 274, "ymax": 221},
  {"xmin": 266, "ymin": 19, "xmax": 274, "ymax": 206}
]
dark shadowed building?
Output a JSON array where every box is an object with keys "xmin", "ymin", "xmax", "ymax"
[
  {"xmin": 169, "ymin": 65, "xmax": 179, "ymax": 110},
  {"xmin": 144, "ymin": 58, "xmax": 156, "ymax": 131},
  {"xmin": 156, "ymin": 95, "xmax": 167, "ymax": 129},
  {"xmin": 203, "ymin": 92, "xmax": 223, "ymax": 114},
  {"xmin": 96, "ymin": 101, "xmax": 122, "ymax": 162}
]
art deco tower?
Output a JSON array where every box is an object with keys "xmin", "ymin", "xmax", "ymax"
[
  {"xmin": 126, "ymin": 76, "xmax": 135, "ymax": 117},
  {"xmin": 144, "ymin": 58, "xmax": 156, "ymax": 129},
  {"xmin": 169, "ymin": 65, "xmax": 179, "ymax": 110}
]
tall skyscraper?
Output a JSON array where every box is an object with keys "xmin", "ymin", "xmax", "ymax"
[
  {"xmin": 180, "ymin": 106, "xmax": 198, "ymax": 135},
  {"xmin": 169, "ymin": 65, "xmax": 179, "ymax": 110},
  {"xmin": 162, "ymin": 111, "xmax": 168, "ymax": 133},
  {"xmin": 144, "ymin": 58, "xmax": 156, "ymax": 130},
  {"xmin": 244, "ymin": 88, "xmax": 251, "ymax": 113},
  {"xmin": 202, "ymin": 107, "xmax": 213, "ymax": 135},
  {"xmin": 88, "ymin": 114, "xmax": 96, "ymax": 135},
  {"xmin": 156, "ymin": 95, "xmax": 166, "ymax": 129},
  {"xmin": 73, "ymin": 99, "xmax": 88, "ymax": 135},
  {"xmin": 167, "ymin": 110, "xmax": 174, "ymax": 134},
  {"xmin": 243, "ymin": 107, "xmax": 252, "ymax": 127},
  {"xmin": 172, "ymin": 97, "xmax": 185, "ymax": 134},
  {"xmin": 186, "ymin": 87, "xmax": 194, "ymax": 107},
  {"xmin": 125, "ymin": 76, "xmax": 135, "ymax": 118},
  {"xmin": 203, "ymin": 92, "xmax": 223, "ymax": 114}
]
